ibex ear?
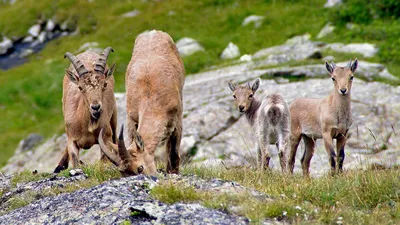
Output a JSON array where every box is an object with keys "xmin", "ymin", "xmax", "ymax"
[
  {"xmin": 325, "ymin": 61, "xmax": 334, "ymax": 75},
  {"xmin": 252, "ymin": 79, "xmax": 260, "ymax": 92},
  {"xmin": 228, "ymin": 82, "xmax": 236, "ymax": 92},
  {"xmin": 134, "ymin": 132, "xmax": 144, "ymax": 152},
  {"xmin": 66, "ymin": 69, "xmax": 79, "ymax": 84},
  {"xmin": 106, "ymin": 62, "xmax": 116, "ymax": 79},
  {"xmin": 351, "ymin": 58, "xmax": 358, "ymax": 73}
]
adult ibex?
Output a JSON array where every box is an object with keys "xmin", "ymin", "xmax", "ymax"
[
  {"xmin": 54, "ymin": 47, "xmax": 117, "ymax": 173},
  {"xmin": 288, "ymin": 59, "xmax": 358, "ymax": 176},
  {"xmin": 228, "ymin": 79, "xmax": 290, "ymax": 172},
  {"xmin": 99, "ymin": 30, "xmax": 185, "ymax": 176}
]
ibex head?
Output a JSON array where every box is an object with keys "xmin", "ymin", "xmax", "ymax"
[
  {"xmin": 64, "ymin": 47, "xmax": 116, "ymax": 120},
  {"xmin": 325, "ymin": 58, "xmax": 358, "ymax": 96},
  {"xmin": 99, "ymin": 125, "xmax": 146, "ymax": 176},
  {"xmin": 228, "ymin": 79, "xmax": 260, "ymax": 113}
]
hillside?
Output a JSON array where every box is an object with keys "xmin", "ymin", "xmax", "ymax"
[{"xmin": 1, "ymin": 0, "xmax": 400, "ymax": 166}]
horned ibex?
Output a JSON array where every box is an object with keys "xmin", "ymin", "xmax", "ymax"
[
  {"xmin": 228, "ymin": 79, "xmax": 290, "ymax": 172},
  {"xmin": 53, "ymin": 47, "xmax": 117, "ymax": 173},
  {"xmin": 288, "ymin": 59, "xmax": 358, "ymax": 176},
  {"xmin": 99, "ymin": 30, "xmax": 185, "ymax": 176}
]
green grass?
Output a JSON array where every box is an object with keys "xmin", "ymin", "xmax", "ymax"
[
  {"xmin": 151, "ymin": 166, "xmax": 400, "ymax": 224},
  {"xmin": 11, "ymin": 170, "xmax": 53, "ymax": 187}
]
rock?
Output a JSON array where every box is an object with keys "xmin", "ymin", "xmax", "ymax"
[
  {"xmin": 121, "ymin": 9, "xmax": 140, "ymax": 17},
  {"xmin": 175, "ymin": 37, "xmax": 204, "ymax": 57},
  {"xmin": 242, "ymin": 15, "xmax": 264, "ymax": 28},
  {"xmin": 220, "ymin": 42, "xmax": 240, "ymax": 59},
  {"xmin": 324, "ymin": 43, "xmax": 378, "ymax": 57},
  {"xmin": 27, "ymin": 24, "xmax": 41, "ymax": 37},
  {"xmin": 69, "ymin": 168, "xmax": 84, "ymax": 176},
  {"xmin": 78, "ymin": 42, "xmax": 100, "ymax": 53},
  {"xmin": 37, "ymin": 31, "xmax": 47, "ymax": 43},
  {"xmin": 0, "ymin": 175, "xmax": 251, "ymax": 224},
  {"xmin": 317, "ymin": 23, "xmax": 335, "ymax": 39},
  {"xmin": 240, "ymin": 54, "xmax": 252, "ymax": 62},
  {"xmin": 20, "ymin": 49, "xmax": 34, "ymax": 58},
  {"xmin": 324, "ymin": 0, "xmax": 342, "ymax": 7},
  {"xmin": 285, "ymin": 34, "xmax": 311, "ymax": 45},
  {"xmin": 15, "ymin": 133, "xmax": 43, "ymax": 154},
  {"xmin": 45, "ymin": 19, "xmax": 56, "ymax": 31},
  {"xmin": 0, "ymin": 36, "xmax": 13, "ymax": 55},
  {"xmin": 22, "ymin": 36, "xmax": 34, "ymax": 43}
]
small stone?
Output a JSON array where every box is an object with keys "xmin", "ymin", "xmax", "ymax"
[
  {"xmin": 175, "ymin": 37, "xmax": 204, "ymax": 57},
  {"xmin": 324, "ymin": 0, "xmax": 342, "ymax": 8},
  {"xmin": 317, "ymin": 22, "xmax": 335, "ymax": 39},
  {"xmin": 240, "ymin": 54, "xmax": 252, "ymax": 62},
  {"xmin": 78, "ymin": 42, "xmax": 99, "ymax": 52},
  {"xmin": 121, "ymin": 9, "xmax": 140, "ymax": 18},
  {"xmin": 242, "ymin": 15, "xmax": 264, "ymax": 28},
  {"xmin": 45, "ymin": 19, "xmax": 56, "ymax": 31},
  {"xmin": 220, "ymin": 42, "xmax": 240, "ymax": 59},
  {"xmin": 69, "ymin": 168, "xmax": 83, "ymax": 176},
  {"xmin": 20, "ymin": 49, "xmax": 34, "ymax": 58},
  {"xmin": 38, "ymin": 31, "xmax": 47, "ymax": 43},
  {"xmin": 28, "ymin": 24, "xmax": 41, "ymax": 37},
  {"xmin": 285, "ymin": 33, "xmax": 311, "ymax": 45},
  {"xmin": 0, "ymin": 36, "xmax": 13, "ymax": 55},
  {"xmin": 22, "ymin": 36, "xmax": 34, "ymax": 43}
]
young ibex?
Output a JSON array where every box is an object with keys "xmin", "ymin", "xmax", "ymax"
[
  {"xmin": 228, "ymin": 79, "xmax": 290, "ymax": 172},
  {"xmin": 54, "ymin": 47, "xmax": 117, "ymax": 173},
  {"xmin": 99, "ymin": 30, "xmax": 185, "ymax": 176},
  {"xmin": 288, "ymin": 59, "xmax": 358, "ymax": 176}
]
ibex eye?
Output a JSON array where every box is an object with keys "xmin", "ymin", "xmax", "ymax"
[
  {"xmin": 331, "ymin": 77, "xmax": 335, "ymax": 81},
  {"xmin": 104, "ymin": 83, "xmax": 107, "ymax": 88},
  {"xmin": 233, "ymin": 95, "xmax": 236, "ymax": 99},
  {"xmin": 249, "ymin": 94, "xmax": 253, "ymax": 98},
  {"xmin": 349, "ymin": 76, "xmax": 354, "ymax": 81}
]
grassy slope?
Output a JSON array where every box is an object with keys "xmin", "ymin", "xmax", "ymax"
[{"xmin": 0, "ymin": 0, "xmax": 399, "ymax": 167}]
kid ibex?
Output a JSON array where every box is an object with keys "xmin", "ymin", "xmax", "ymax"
[{"xmin": 288, "ymin": 59, "xmax": 358, "ymax": 176}]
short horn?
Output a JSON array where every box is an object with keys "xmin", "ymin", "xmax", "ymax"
[
  {"xmin": 118, "ymin": 124, "xmax": 131, "ymax": 162},
  {"xmin": 64, "ymin": 52, "xmax": 89, "ymax": 77},
  {"xmin": 98, "ymin": 129, "xmax": 122, "ymax": 167},
  {"xmin": 94, "ymin": 46, "xmax": 114, "ymax": 74}
]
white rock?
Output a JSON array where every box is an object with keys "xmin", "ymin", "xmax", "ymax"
[
  {"xmin": 0, "ymin": 36, "xmax": 13, "ymax": 55},
  {"xmin": 285, "ymin": 34, "xmax": 311, "ymax": 45},
  {"xmin": 317, "ymin": 23, "xmax": 335, "ymax": 39},
  {"xmin": 78, "ymin": 42, "xmax": 99, "ymax": 52},
  {"xmin": 324, "ymin": 0, "xmax": 342, "ymax": 8},
  {"xmin": 240, "ymin": 54, "xmax": 252, "ymax": 62},
  {"xmin": 242, "ymin": 15, "xmax": 264, "ymax": 28},
  {"xmin": 38, "ymin": 31, "xmax": 47, "ymax": 43},
  {"xmin": 20, "ymin": 49, "xmax": 34, "ymax": 58},
  {"xmin": 22, "ymin": 36, "xmax": 34, "ymax": 43},
  {"xmin": 28, "ymin": 24, "xmax": 41, "ymax": 37},
  {"xmin": 220, "ymin": 42, "xmax": 240, "ymax": 60},
  {"xmin": 45, "ymin": 19, "xmax": 56, "ymax": 31},
  {"xmin": 69, "ymin": 168, "xmax": 83, "ymax": 176},
  {"xmin": 121, "ymin": 9, "xmax": 140, "ymax": 18},
  {"xmin": 324, "ymin": 43, "xmax": 378, "ymax": 57},
  {"xmin": 176, "ymin": 37, "xmax": 204, "ymax": 57}
]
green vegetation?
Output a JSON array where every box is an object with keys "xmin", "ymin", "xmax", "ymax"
[
  {"xmin": 10, "ymin": 170, "xmax": 53, "ymax": 187},
  {"xmin": 151, "ymin": 166, "xmax": 400, "ymax": 224},
  {"xmin": 0, "ymin": 0, "xmax": 399, "ymax": 168}
]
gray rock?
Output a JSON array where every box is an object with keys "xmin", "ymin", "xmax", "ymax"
[
  {"xmin": 22, "ymin": 35, "xmax": 34, "ymax": 43},
  {"xmin": 324, "ymin": 43, "xmax": 378, "ymax": 58},
  {"xmin": 121, "ymin": 9, "xmax": 140, "ymax": 17},
  {"xmin": 317, "ymin": 23, "xmax": 335, "ymax": 39},
  {"xmin": 27, "ymin": 24, "xmax": 41, "ymax": 37},
  {"xmin": 37, "ymin": 31, "xmax": 47, "ymax": 43},
  {"xmin": 324, "ymin": 0, "xmax": 342, "ymax": 7},
  {"xmin": 285, "ymin": 34, "xmax": 311, "ymax": 45},
  {"xmin": 20, "ymin": 49, "xmax": 34, "ymax": 58},
  {"xmin": 220, "ymin": 42, "xmax": 240, "ymax": 59},
  {"xmin": 0, "ymin": 36, "xmax": 13, "ymax": 55},
  {"xmin": 78, "ymin": 42, "xmax": 100, "ymax": 53},
  {"xmin": 176, "ymin": 37, "xmax": 204, "ymax": 57},
  {"xmin": 45, "ymin": 19, "xmax": 56, "ymax": 31},
  {"xmin": 242, "ymin": 15, "xmax": 264, "ymax": 28},
  {"xmin": 16, "ymin": 133, "xmax": 43, "ymax": 154}
]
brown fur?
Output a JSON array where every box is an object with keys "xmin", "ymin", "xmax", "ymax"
[
  {"xmin": 99, "ymin": 30, "xmax": 185, "ymax": 175},
  {"xmin": 288, "ymin": 59, "xmax": 358, "ymax": 176},
  {"xmin": 54, "ymin": 50, "xmax": 117, "ymax": 173}
]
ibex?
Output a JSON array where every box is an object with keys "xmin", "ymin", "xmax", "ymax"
[
  {"xmin": 228, "ymin": 79, "xmax": 290, "ymax": 172},
  {"xmin": 288, "ymin": 59, "xmax": 358, "ymax": 176},
  {"xmin": 99, "ymin": 30, "xmax": 185, "ymax": 176},
  {"xmin": 53, "ymin": 47, "xmax": 117, "ymax": 173}
]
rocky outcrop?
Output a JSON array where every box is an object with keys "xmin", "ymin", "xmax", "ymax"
[
  {"xmin": 0, "ymin": 173, "xmax": 260, "ymax": 224},
  {"xmin": 2, "ymin": 36, "xmax": 399, "ymax": 177}
]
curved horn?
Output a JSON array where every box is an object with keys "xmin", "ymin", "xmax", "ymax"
[
  {"xmin": 346, "ymin": 59, "xmax": 352, "ymax": 68},
  {"xmin": 64, "ymin": 52, "xmax": 89, "ymax": 77},
  {"xmin": 118, "ymin": 124, "xmax": 131, "ymax": 162},
  {"xmin": 98, "ymin": 129, "xmax": 122, "ymax": 167},
  {"xmin": 94, "ymin": 46, "xmax": 114, "ymax": 74}
]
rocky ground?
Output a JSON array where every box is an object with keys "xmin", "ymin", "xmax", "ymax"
[
  {"xmin": 0, "ymin": 170, "xmax": 276, "ymax": 224},
  {"xmin": 2, "ymin": 34, "xmax": 400, "ymax": 177}
]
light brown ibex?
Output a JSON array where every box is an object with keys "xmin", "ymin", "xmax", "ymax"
[
  {"xmin": 288, "ymin": 59, "xmax": 358, "ymax": 176},
  {"xmin": 99, "ymin": 30, "xmax": 185, "ymax": 176},
  {"xmin": 54, "ymin": 47, "xmax": 117, "ymax": 173},
  {"xmin": 228, "ymin": 79, "xmax": 290, "ymax": 172}
]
